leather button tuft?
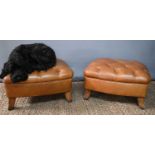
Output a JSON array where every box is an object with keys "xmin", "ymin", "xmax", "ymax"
[
  {"xmin": 4, "ymin": 59, "xmax": 73, "ymax": 84},
  {"xmin": 84, "ymin": 58, "xmax": 151, "ymax": 84}
]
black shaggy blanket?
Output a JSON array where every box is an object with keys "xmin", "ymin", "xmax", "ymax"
[{"xmin": 0, "ymin": 43, "xmax": 56, "ymax": 83}]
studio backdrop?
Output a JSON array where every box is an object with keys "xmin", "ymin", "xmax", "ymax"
[{"xmin": 0, "ymin": 40, "xmax": 155, "ymax": 80}]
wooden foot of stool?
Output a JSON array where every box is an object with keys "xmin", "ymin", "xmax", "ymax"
[
  {"xmin": 84, "ymin": 90, "xmax": 91, "ymax": 100},
  {"xmin": 137, "ymin": 97, "xmax": 145, "ymax": 109},
  {"xmin": 65, "ymin": 91, "xmax": 72, "ymax": 102},
  {"xmin": 8, "ymin": 97, "xmax": 16, "ymax": 110}
]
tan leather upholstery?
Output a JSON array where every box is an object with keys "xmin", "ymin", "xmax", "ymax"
[
  {"xmin": 5, "ymin": 79, "xmax": 72, "ymax": 97},
  {"xmin": 85, "ymin": 77, "xmax": 148, "ymax": 97},
  {"xmin": 4, "ymin": 59, "xmax": 73, "ymax": 84},
  {"xmin": 84, "ymin": 58, "xmax": 151, "ymax": 109},
  {"xmin": 84, "ymin": 58, "xmax": 151, "ymax": 84},
  {"xmin": 3, "ymin": 59, "xmax": 73, "ymax": 110}
]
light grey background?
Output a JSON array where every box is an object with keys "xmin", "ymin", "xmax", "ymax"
[{"xmin": 0, "ymin": 40, "xmax": 155, "ymax": 81}]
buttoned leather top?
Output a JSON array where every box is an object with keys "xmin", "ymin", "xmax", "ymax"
[
  {"xmin": 84, "ymin": 58, "xmax": 151, "ymax": 84},
  {"xmin": 4, "ymin": 59, "xmax": 73, "ymax": 84}
]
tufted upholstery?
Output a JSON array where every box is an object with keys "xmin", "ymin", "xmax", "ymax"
[
  {"xmin": 84, "ymin": 58, "xmax": 151, "ymax": 109},
  {"xmin": 84, "ymin": 58, "xmax": 151, "ymax": 84},
  {"xmin": 4, "ymin": 59, "xmax": 73, "ymax": 84},
  {"xmin": 3, "ymin": 59, "xmax": 73, "ymax": 110}
]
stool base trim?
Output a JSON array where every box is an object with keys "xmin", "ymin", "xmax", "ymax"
[
  {"xmin": 4, "ymin": 79, "xmax": 72, "ymax": 110},
  {"xmin": 84, "ymin": 77, "xmax": 149, "ymax": 109}
]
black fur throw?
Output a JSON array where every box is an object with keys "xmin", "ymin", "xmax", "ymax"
[{"xmin": 0, "ymin": 43, "xmax": 57, "ymax": 83}]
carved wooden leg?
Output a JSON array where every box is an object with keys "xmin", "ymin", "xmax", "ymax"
[
  {"xmin": 8, "ymin": 97, "xmax": 16, "ymax": 110},
  {"xmin": 83, "ymin": 89, "xmax": 91, "ymax": 100},
  {"xmin": 65, "ymin": 91, "xmax": 72, "ymax": 102},
  {"xmin": 137, "ymin": 97, "xmax": 145, "ymax": 109}
]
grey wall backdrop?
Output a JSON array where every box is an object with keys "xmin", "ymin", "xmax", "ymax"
[{"xmin": 0, "ymin": 40, "xmax": 155, "ymax": 81}]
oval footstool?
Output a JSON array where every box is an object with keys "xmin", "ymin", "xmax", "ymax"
[
  {"xmin": 3, "ymin": 59, "xmax": 73, "ymax": 110},
  {"xmin": 84, "ymin": 58, "xmax": 151, "ymax": 109}
]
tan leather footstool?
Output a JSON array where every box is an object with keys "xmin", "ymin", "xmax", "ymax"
[
  {"xmin": 3, "ymin": 59, "xmax": 73, "ymax": 110},
  {"xmin": 84, "ymin": 58, "xmax": 151, "ymax": 109}
]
